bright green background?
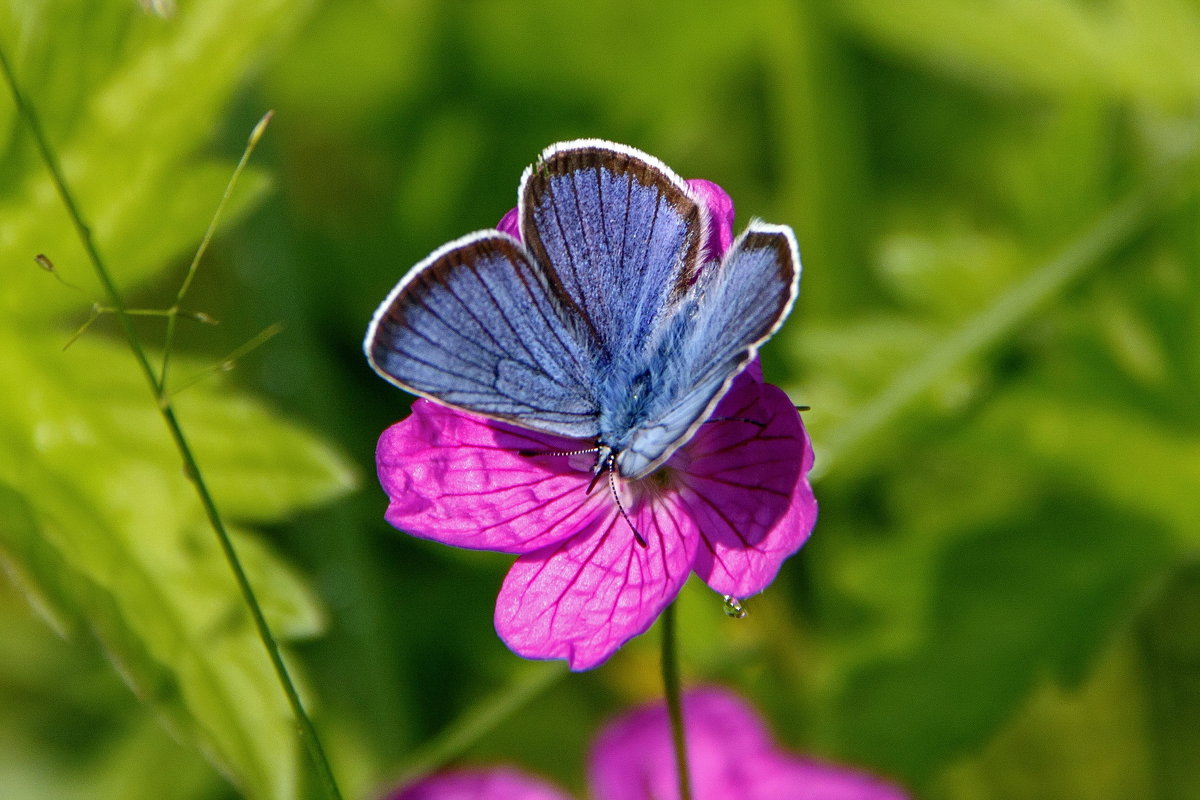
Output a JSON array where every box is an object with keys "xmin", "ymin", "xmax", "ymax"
[{"xmin": 2, "ymin": 1, "xmax": 1199, "ymax": 798}]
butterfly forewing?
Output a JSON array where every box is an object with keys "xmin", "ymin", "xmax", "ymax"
[
  {"xmin": 519, "ymin": 140, "xmax": 705, "ymax": 357},
  {"xmin": 365, "ymin": 231, "xmax": 602, "ymax": 438}
]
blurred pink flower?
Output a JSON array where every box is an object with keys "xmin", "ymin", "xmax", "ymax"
[
  {"xmin": 590, "ymin": 688, "xmax": 908, "ymax": 800},
  {"xmin": 388, "ymin": 767, "xmax": 572, "ymax": 800},
  {"xmin": 377, "ymin": 181, "xmax": 816, "ymax": 670},
  {"xmin": 388, "ymin": 688, "xmax": 907, "ymax": 800}
]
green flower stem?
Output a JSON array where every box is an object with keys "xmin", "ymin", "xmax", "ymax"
[
  {"xmin": 0, "ymin": 46, "xmax": 345, "ymax": 800},
  {"xmin": 662, "ymin": 601, "xmax": 694, "ymax": 800}
]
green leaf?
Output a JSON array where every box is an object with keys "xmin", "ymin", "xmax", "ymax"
[
  {"xmin": 827, "ymin": 491, "xmax": 1176, "ymax": 784},
  {"xmin": 0, "ymin": 1, "xmax": 357, "ymax": 798},
  {"xmin": 976, "ymin": 391, "xmax": 1200, "ymax": 540},
  {"xmin": 927, "ymin": 561, "xmax": 1200, "ymax": 799},
  {"xmin": 929, "ymin": 635, "xmax": 1158, "ymax": 800},
  {"xmin": 837, "ymin": 0, "xmax": 1200, "ymax": 109},
  {"xmin": 0, "ymin": 436, "xmax": 328, "ymax": 800},
  {"xmin": 799, "ymin": 159, "xmax": 1193, "ymax": 482},
  {"xmin": 0, "ymin": 332, "xmax": 347, "ymax": 800},
  {"xmin": 0, "ymin": 0, "xmax": 310, "ymax": 321},
  {"xmin": 14, "ymin": 332, "xmax": 360, "ymax": 527}
]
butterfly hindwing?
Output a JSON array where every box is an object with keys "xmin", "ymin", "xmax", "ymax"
[
  {"xmin": 681, "ymin": 221, "xmax": 800, "ymax": 380},
  {"xmin": 615, "ymin": 221, "xmax": 800, "ymax": 478},
  {"xmin": 365, "ymin": 231, "xmax": 601, "ymax": 438}
]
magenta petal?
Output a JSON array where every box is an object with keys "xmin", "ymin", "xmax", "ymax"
[
  {"xmin": 496, "ymin": 206, "xmax": 521, "ymax": 240},
  {"xmin": 681, "ymin": 373, "xmax": 817, "ymax": 597},
  {"xmin": 588, "ymin": 688, "xmax": 908, "ymax": 800},
  {"xmin": 377, "ymin": 400, "xmax": 609, "ymax": 554},
  {"xmin": 589, "ymin": 688, "xmax": 775, "ymax": 800},
  {"xmin": 687, "ymin": 178, "xmax": 735, "ymax": 262},
  {"xmin": 389, "ymin": 768, "xmax": 572, "ymax": 800},
  {"xmin": 495, "ymin": 487, "xmax": 698, "ymax": 670},
  {"xmin": 746, "ymin": 754, "xmax": 910, "ymax": 800},
  {"xmin": 742, "ymin": 356, "xmax": 765, "ymax": 384}
]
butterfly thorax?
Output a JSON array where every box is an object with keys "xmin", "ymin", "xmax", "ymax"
[
  {"xmin": 594, "ymin": 343, "xmax": 694, "ymax": 479},
  {"xmin": 597, "ymin": 367, "xmax": 656, "ymax": 453}
]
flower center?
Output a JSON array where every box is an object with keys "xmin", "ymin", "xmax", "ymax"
[{"xmin": 646, "ymin": 465, "xmax": 677, "ymax": 492}]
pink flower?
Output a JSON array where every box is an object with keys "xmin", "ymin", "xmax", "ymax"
[
  {"xmin": 590, "ymin": 689, "xmax": 908, "ymax": 800},
  {"xmin": 387, "ymin": 767, "xmax": 571, "ymax": 800},
  {"xmin": 376, "ymin": 179, "xmax": 817, "ymax": 670},
  {"xmin": 388, "ymin": 688, "xmax": 907, "ymax": 800}
]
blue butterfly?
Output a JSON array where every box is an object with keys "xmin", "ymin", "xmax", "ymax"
[{"xmin": 365, "ymin": 139, "xmax": 800, "ymax": 480}]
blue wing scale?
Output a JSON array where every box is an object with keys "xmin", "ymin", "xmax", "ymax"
[
  {"xmin": 520, "ymin": 142, "xmax": 705, "ymax": 356},
  {"xmin": 365, "ymin": 231, "xmax": 601, "ymax": 438}
]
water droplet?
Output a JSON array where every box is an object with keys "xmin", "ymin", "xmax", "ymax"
[{"xmin": 722, "ymin": 595, "xmax": 747, "ymax": 619}]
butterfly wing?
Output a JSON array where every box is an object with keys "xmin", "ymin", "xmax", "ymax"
[
  {"xmin": 678, "ymin": 221, "xmax": 800, "ymax": 385},
  {"xmin": 519, "ymin": 139, "xmax": 706, "ymax": 358},
  {"xmin": 365, "ymin": 230, "xmax": 602, "ymax": 438},
  {"xmin": 368, "ymin": 140, "xmax": 797, "ymax": 475},
  {"xmin": 616, "ymin": 220, "xmax": 801, "ymax": 478}
]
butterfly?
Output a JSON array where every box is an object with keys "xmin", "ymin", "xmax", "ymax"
[{"xmin": 365, "ymin": 139, "xmax": 800, "ymax": 481}]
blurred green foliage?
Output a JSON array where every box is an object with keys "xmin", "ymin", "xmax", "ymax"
[{"xmin": 2, "ymin": 0, "xmax": 1198, "ymax": 798}]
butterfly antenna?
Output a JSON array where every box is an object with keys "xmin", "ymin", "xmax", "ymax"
[
  {"xmin": 606, "ymin": 457, "xmax": 648, "ymax": 548},
  {"xmin": 706, "ymin": 415, "xmax": 767, "ymax": 428},
  {"xmin": 704, "ymin": 406, "xmax": 810, "ymax": 427},
  {"xmin": 517, "ymin": 446, "xmax": 600, "ymax": 459}
]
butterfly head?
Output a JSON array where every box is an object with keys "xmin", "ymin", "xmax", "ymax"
[{"xmin": 588, "ymin": 444, "xmax": 616, "ymax": 492}]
